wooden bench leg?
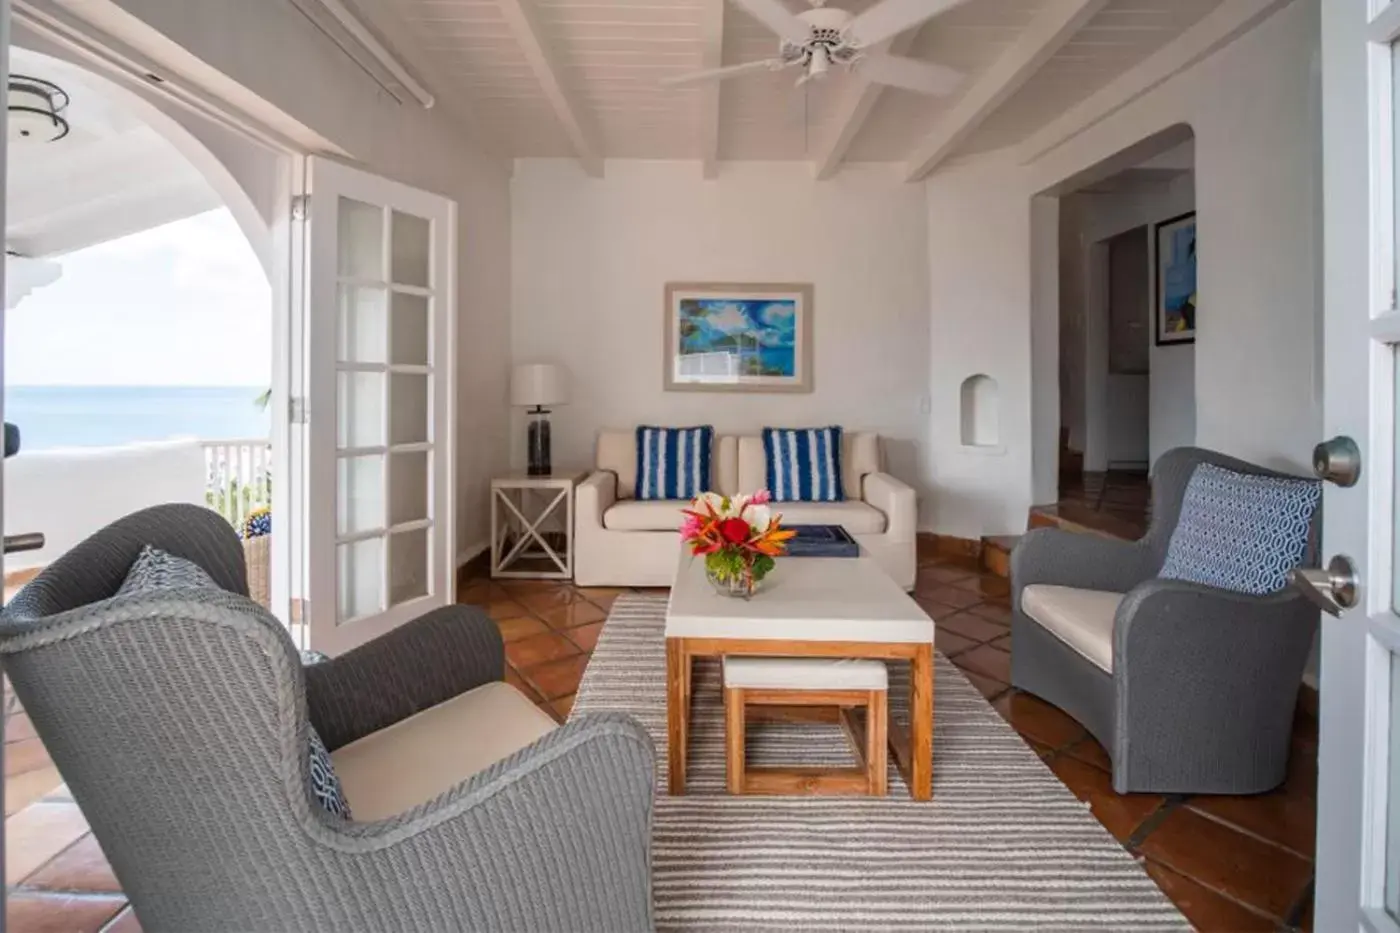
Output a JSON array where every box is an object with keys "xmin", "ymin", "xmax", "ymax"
[
  {"xmin": 725, "ymin": 686, "xmax": 746, "ymax": 795},
  {"xmin": 866, "ymin": 689, "xmax": 888, "ymax": 796}
]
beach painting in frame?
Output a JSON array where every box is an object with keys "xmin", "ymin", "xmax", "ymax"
[
  {"xmin": 1155, "ymin": 211, "xmax": 1197, "ymax": 345},
  {"xmin": 664, "ymin": 283, "xmax": 814, "ymax": 393}
]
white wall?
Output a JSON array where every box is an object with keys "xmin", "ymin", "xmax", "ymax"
[
  {"xmin": 56, "ymin": 0, "xmax": 515, "ymax": 560},
  {"xmin": 4, "ymin": 439, "xmax": 206, "ymax": 571},
  {"xmin": 926, "ymin": 155, "xmax": 1034, "ymax": 535},
  {"xmin": 930, "ymin": 0, "xmax": 1319, "ymax": 539},
  {"xmin": 510, "ymin": 160, "xmax": 931, "ymax": 496}
]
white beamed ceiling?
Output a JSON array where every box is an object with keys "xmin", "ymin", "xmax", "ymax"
[{"xmin": 389, "ymin": 0, "xmax": 1226, "ymax": 171}]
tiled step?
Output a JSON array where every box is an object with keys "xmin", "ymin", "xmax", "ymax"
[
  {"xmin": 1028, "ymin": 503, "xmax": 1144, "ymax": 542},
  {"xmin": 980, "ymin": 535, "xmax": 1020, "ymax": 579}
]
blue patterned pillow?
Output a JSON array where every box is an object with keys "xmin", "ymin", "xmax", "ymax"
[
  {"xmin": 308, "ymin": 728, "xmax": 352, "ymax": 820},
  {"xmin": 1159, "ymin": 463, "xmax": 1321, "ymax": 595},
  {"xmin": 117, "ymin": 545, "xmax": 218, "ymax": 596},
  {"xmin": 118, "ymin": 546, "xmax": 352, "ymax": 819},
  {"xmin": 763, "ymin": 426, "xmax": 845, "ymax": 502},
  {"xmin": 636, "ymin": 425, "xmax": 713, "ymax": 500}
]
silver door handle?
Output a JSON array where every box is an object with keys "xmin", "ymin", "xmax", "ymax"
[
  {"xmin": 1290, "ymin": 554, "xmax": 1360, "ymax": 616},
  {"xmin": 2, "ymin": 533, "xmax": 44, "ymax": 555}
]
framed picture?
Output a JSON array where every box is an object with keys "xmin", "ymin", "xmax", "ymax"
[
  {"xmin": 663, "ymin": 282, "xmax": 814, "ymax": 393},
  {"xmin": 1154, "ymin": 211, "xmax": 1197, "ymax": 345}
]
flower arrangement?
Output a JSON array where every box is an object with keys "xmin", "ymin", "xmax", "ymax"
[{"xmin": 681, "ymin": 490, "xmax": 795, "ymax": 597}]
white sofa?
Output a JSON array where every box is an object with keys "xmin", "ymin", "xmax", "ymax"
[{"xmin": 575, "ymin": 429, "xmax": 917, "ymax": 589}]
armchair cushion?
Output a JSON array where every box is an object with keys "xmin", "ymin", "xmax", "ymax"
[
  {"xmin": 331, "ymin": 681, "xmax": 558, "ymax": 821},
  {"xmin": 1159, "ymin": 463, "xmax": 1321, "ymax": 595},
  {"xmin": 1020, "ymin": 584, "xmax": 1124, "ymax": 674}
]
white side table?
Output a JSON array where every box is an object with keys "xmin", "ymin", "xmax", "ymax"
[{"xmin": 490, "ymin": 469, "xmax": 589, "ymax": 579}]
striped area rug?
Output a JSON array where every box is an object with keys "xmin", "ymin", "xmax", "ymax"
[{"xmin": 573, "ymin": 595, "xmax": 1187, "ymax": 931}]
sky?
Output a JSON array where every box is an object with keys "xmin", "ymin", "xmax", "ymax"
[{"xmin": 5, "ymin": 207, "xmax": 271, "ymax": 387}]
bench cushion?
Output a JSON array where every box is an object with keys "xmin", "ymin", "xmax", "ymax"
[
  {"xmin": 723, "ymin": 656, "xmax": 888, "ymax": 691},
  {"xmin": 1019, "ymin": 584, "xmax": 1123, "ymax": 674},
  {"xmin": 331, "ymin": 681, "xmax": 557, "ymax": 821}
]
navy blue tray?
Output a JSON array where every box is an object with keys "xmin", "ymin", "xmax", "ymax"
[{"xmin": 781, "ymin": 524, "xmax": 859, "ymax": 558}]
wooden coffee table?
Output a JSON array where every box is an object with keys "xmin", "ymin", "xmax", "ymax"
[{"xmin": 665, "ymin": 547, "xmax": 937, "ymax": 800}]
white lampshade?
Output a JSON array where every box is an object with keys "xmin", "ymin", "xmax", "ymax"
[{"xmin": 510, "ymin": 363, "xmax": 568, "ymax": 408}]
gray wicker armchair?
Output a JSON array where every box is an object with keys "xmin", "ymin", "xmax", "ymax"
[
  {"xmin": 1011, "ymin": 447, "xmax": 1319, "ymax": 795},
  {"xmin": 1, "ymin": 503, "xmax": 656, "ymax": 932}
]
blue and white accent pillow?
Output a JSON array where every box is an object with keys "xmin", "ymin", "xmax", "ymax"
[
  {"xmin": 308, "ymin": 728, "xmax": 352, "ymax": 820},
  {"xmin": 117, "ymin": 545, "xmax": 352, "ymax": 820},
  {"xmin": 1159, "ymin": 463, "xmax": 1321, "ymax": 596},
  {"xmin": 636, "ymin": 425, "xmax": 713, "ymax": 500},
  {"xmin": 116, "ymin": 545, "xmax": 219, "ymax": 596},
  {"xmin": 763, "ymin": 426, "xmax": 845, "ymax": 503}
]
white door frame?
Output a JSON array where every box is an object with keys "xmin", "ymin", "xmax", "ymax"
[
  {"xmin": 1319, "ymin": 1, "xmax": 1400, "ymax": 928},
  {"xmin": 303, "ymin": 156, "xmax": 457, "ymax": 656}
]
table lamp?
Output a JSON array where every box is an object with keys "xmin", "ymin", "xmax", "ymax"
[{"xmin": 510, "ymin": 363, "xmax": 568, "ymax": 475}]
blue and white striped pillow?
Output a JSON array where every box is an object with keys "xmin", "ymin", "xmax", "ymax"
[
  {"xmin": 636, "ymin": 426, "xmax": 714, "ymax": 501},
  {"xmin": 763, "ymin": 427, "xmax": 845, "ymax": 503}
]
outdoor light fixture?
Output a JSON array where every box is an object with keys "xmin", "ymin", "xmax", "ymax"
[{"xmin": 8, "ymin": 75, "xmax": 70, "ymax": 143}]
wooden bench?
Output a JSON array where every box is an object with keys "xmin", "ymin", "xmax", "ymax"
[{"xmin": 722, "ymin": 656, "xmax": 889, "ymax": 796}]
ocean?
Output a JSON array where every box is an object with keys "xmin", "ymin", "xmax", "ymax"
[{"xmin": 5, "ymin": 386, "xmax": 271, "ymax": 451}]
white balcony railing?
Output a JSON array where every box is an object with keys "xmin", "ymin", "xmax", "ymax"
[{"xmin": 201, "ymin": 438, "xmax": 272, "ymax": 529}]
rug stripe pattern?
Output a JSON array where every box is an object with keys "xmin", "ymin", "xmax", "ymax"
[{"xmin": 572, "ymin": 595, "xmax": 1187, "ymax": 931}]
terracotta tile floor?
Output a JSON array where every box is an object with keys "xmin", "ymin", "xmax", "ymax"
[{"xmin": 4, "ymin": 536, "xmax": 1317, "ymax": 932}]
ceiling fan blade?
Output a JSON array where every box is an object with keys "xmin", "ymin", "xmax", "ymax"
[
  {"xmin": 728, "ymin": 0, "xmax": 811, "ymax": 45},
  {"xmin": 845, "ymin": 0, "xmax": 971, "ymax": 48},
  {"xmin": 857, "ymin": 53, "xmax": 963, "ymax": 96},
  {"xmin": 660, "ymin": 59, "xmax": 787, "ymax": 87}
]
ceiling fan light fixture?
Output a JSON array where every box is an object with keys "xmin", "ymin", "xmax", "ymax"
[{"xmin": 8, "ymin": 75, "xmax": 69, "ymax": 143}]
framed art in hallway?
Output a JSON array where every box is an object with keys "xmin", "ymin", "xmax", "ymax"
[
  {"xmin": 1154, "ymin": 211, "xmax": 1197, "ymax": 345},
  {"xmin": 664, "ymin": 282, "xmax": 813, "ymax": 393}
]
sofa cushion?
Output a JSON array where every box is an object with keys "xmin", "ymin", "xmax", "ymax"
[
  {"xmin": 636, "ymin": 425, "xmax": 713, "ymax": 500},
  {"xmin": 603, "ymin": 499, "xmax": 688, "ymax": 531},
  {"xmin": 1159, "ymin": 463, "xmax": 1321, "ymax": 595},
  {"xmin": 771, "ymin": 501, "xmax": 886, "ymax": 534},
  {"xmin": 330, "ymin": 681, "xmax": 557, "ymax": 822},
  {"xmin": 763, "ymin": 426, "xmax": 845, "ymax": 502},
  {"xmin": 603, "ymin": 499, "xmax": 887, "ymax": 534},
  {"xmin": 1019, "ymin": 584, "xmax": 1123, "ymax": 674},
  {"xmin": 737, "ymin": 432, "xmax": 880, "ymax": 498}
]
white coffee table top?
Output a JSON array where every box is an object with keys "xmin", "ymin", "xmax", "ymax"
[{"xmin": 665, "ymin": 547, "xmax": 935, "ymax": 644}]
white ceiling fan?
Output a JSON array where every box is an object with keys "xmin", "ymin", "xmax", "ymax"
[{"xmin": 662, "ymin": 0, "xmax": 972, "ymax": 95}]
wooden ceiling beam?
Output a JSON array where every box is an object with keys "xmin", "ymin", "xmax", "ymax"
[
  {"xmin": 494, "ymin": 0, "xmax": 604, "ymax": 177},
  {"xmin": 811, "ymin": 29, "xmax": 918, "ymax": 181},
  {"xmin": 903, "ymin": 0, "xmax": 1110, "ymax": 182}
]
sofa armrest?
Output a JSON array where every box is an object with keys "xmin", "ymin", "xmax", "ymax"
[
  {"xmin": 328, "ymin": 713, "xmax": 655, "ymax": 931},
  {"xmin": 1111, "ymin": 578, "xmax": 1317, "ymax": 790},
  {"xmin": 577, "ymin": 471, "xmax": 617, "ymax": 531},
  {"xmin": 304, "ymin": 604, "xmax": 505, "ymax": 751},
  {"xmin": 1011, "ymin": 528, "xmax": 1157, "ymax": 599},
  {"xmin": 862, "ymin": 472, "xmax": 916, "ymax": 540}
]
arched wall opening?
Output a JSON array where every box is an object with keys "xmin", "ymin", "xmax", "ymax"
[
  {"xmin": 1029, "ymin": 122, "xmax": 1197, "ymax": 516},
  {"xmin": 3, "ymin": 45, "xmax": 284, "ymax": 582}
]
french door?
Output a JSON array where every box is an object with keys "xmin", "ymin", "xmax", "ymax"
[
  {"xmin": 302, "ymin": 157, "xmax": 456, "ymax": 656},
  {"xmin": 1318, "ymin": 1, "xmax": 1400, "ymax": 928}
]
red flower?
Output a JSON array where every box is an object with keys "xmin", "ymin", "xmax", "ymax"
[{"xmin": 718, "ymin": 517, "xmax": 751, "ymax": 545}]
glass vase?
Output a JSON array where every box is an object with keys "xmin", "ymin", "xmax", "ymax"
[{"xmin": 705, "ymin": 560, "xmax": 765, "ymax": 599}]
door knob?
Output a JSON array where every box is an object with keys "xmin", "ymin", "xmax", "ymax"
[
  {"xmin": 1290, "ymin": 555, "xmax": 1360, "ymax": 616},
  {"xmin": 1312, "ymin": 436, "xmax": 1361, "ymax": 487}
]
